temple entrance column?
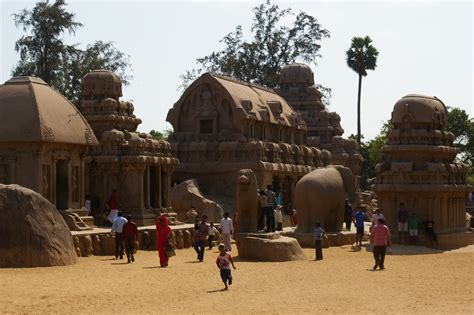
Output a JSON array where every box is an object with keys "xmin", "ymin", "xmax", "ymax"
[{"xmin": 158, "ymin": 165, "xmax": 162, "ymax": 208}]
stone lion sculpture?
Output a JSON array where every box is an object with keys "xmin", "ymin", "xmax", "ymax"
[
  {"xmin": 295, "ymin": 165, "xmax": 357, "ymax": 233},
  {"xmin": 235, "ymin": 169, "xmax": 259, "ymax": 233}
]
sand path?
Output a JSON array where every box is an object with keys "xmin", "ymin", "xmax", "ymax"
[{"xmin": 1, "ymin": 244, "xmax": 473, "ymax": 314}]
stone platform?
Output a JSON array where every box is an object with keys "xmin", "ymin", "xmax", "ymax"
[
  {"xmin": 70, "ymin": 224, "xmax": 198, "ymax": 257},
  {"xmin": 282, "ymin": 226, "xmax": 358, "ymax": 248}
]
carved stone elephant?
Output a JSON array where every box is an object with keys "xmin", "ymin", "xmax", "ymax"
[
  {"xmin": 294, "ymin": 165, "xmax": 357, "ymax": 233},
  {"xmin": 235, "ymin": 169, "xmax": 259, "ymax": 233}
]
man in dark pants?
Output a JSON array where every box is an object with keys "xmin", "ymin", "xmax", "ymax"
[
  {"xmin": 265, "ymin": 185, "xmax": 276, "ymax": 232},
  {"xmin": 313, "ymin": 222, "xmax": 327, "ymax": 260},
  {"xmin": 371, "ymin": 218, "xmax": 391, "ymax": 270},
  {"xmin": 344, "ymin": 200, "xmax": 353, "ymax": 231},
  {"xmin": 194, "ymin": 215, "xmax": 209, "ymax": 262},
  {"xmin": 111, "ymin": 212, "xmax": 128, "ymax": 259},
  {"xmin": 257, "ymin": 190, "xmax": 268, "ymax": 231},
  {"xmin": 122, "ymin": 214, "xmax": 138, "ymax": 263}
]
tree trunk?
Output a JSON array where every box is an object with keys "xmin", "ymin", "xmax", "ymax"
[{"xmin": 357, "ymin": 73, "xmax": 362, "ymax": 144}]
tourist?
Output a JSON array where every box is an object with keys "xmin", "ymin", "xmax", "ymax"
[
  {"xmin": 275, "ymin": 205, "xmax": 283, "ymax": 231},
  {"xmin": 313, "ymin": 221, "xmax": 328, "ymax": 261},
  {"xmin": 84, "ymin": 194, "xmax": 92, "ymax": 216},
  {"xmin": 208, "ymin": 222, "xmax": 218, "ymax": 250},
  {"xmin": 156, "ymin": 214, "xmax": 172, "ymax": 267},
  {"xmin": 194, "ymin": 215, "xmax": 209, "ymax": 262},
  {"xmin": 424, "ymin": 219, "xmax": 438, "ymax": 248},
  {"xmin": 291, "ymin": 207, "xmax": 298, "ymax": 227},
  {"xmin": 111, "ymin": 211, "xmax": 127, "ymax": 260},
  {"xmin": 397, "ymin": 202, "xmax": 409, "ymax": 243},
  {"xmin": 220, "ymin": 212, "xmax": 233, "ymax": 251},
  {"xmin": 122, "ymin": 214, "xmax": 138, "ymax": 263},
  {"xmin": 257, "ymin": 190, "xmax": 269, "ymax": 231},
  {"xmin": 371, "ymin": 218, "xmax": 391, "ymax": 270},
  {"xmin": 407, "ymin": 212, "xmax": 419, "ymax": 244},
  {"xmin": 265, "ymin": 185, "xmax": 276, "ymax": 232},
  {"xmin": 344, "ymin": 200, "xmax": 353, "ymax": 231},
  {"xmin": 370, "ymin": 208, "xmax": 385, "ymax": 231},
  {"xmin": 107, "ymin": 189, "xmax": 119, "ymax": 223},
  {"xmin": 186, "ymin": 205, "xmax": 198, "ymax": 223},
  {"xmin": 353, "ymin": 207, "xmax": 366, "ymax": 247},
  {"xmin": 216, "ymin": 243, "xmax": 236, "ymax": 290}
]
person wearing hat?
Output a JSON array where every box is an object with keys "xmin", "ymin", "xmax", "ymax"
[{"xmin": 122, "ymin": 214, "xmax": 138, "ymax": 263}]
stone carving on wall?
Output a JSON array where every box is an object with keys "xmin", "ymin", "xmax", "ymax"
[{"xmin": 0, "ymin": 164, "xmax": 9, "ymax": 184}]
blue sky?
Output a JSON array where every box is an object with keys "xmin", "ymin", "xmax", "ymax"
[{"xmin": 1, "ymin": 0, "xmax": 472, "ymax": 140}]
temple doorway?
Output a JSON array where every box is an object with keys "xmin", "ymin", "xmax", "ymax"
[{"xmin": 56, "ymin": 160, "xmax": 69, "ymax": 209}]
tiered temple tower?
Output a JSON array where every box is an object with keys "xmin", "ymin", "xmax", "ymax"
[
  {"xmin": 374, "ymin": 94, "xmax": 471, "ymax": 233},
  {"xmin": 76, "ymin": 70, "xmax": 178, "ymax": 225},
  {"xmin": 275, "ymin": 63, "xmax": 362, "ymax": 180}
]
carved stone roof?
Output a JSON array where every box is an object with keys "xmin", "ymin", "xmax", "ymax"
[
  {"xmin": 167, "ymin": 73, "xmax": 306, "ymax": 130},
  {"xmin": 0, "ymin": 76, "xmax": 98, "ymax": 145},
  {"xmin": 391, "ymin": 94, "xmax": 448, "ymax": 128},
  {"xmin": 81, "ymin": 69, "xmax": 123, "ymax": 100},
  {"xmin": 278, "ymin": 63, "xmax": 315, "ymax": 87}
]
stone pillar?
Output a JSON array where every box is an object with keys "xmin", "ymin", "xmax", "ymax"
[
  {"xmin": 138, "ymin": 166, "xmax": 145, "ymax": 210},
  {"xmin": 79, "ymin": 156, "xmax": 85, "ymax": 208},
  {"xmin": 158, "ymin": 165, "xmax": 162, "ymax": 208},
  {"xmin": 145, "ymin": 166, "xmax": 150, "ymax": 208},
  {"xmin": 52, "ymin": 159, "xmax": 57, "ymax": 205}
]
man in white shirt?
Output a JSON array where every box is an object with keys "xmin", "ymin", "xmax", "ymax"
[
  {"xmin": 220, "ymin": 212, "xmax": 233, "ymax": 251},
  {"xmin": 111, "ymin": 212, "xmax": 128, "ymax": 259},
  {"xmin": 371, "ymin": 208, "xmax": 385, "ymax": 232}
]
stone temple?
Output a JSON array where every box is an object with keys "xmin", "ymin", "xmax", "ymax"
[
  {"xmin": 275, "ymin": 63, "xmax": 362, "ymax": 179},
  {"xmin": 0, "ymin": 76, "xmax": 98, "ymax": 210},
  {"xmin": 167, "ymin": 72, "xmax": 333, "ymax": 210},
  {"xmin": 76, "ymin": 70, "xmax": 178, "ymax": 225},
  {"xmin": 374, "ymin": 95, "xmax": 471, "ymax": 235}
]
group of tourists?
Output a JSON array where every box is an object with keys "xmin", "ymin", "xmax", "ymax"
[
  {"xmin": 257, "ymin": 185, "xmax": 284, "ymax": 232},
  {"xmin": 110, "ymin": 212, "xmax": 138, "ymax": 263},
  {"xmin": 315, "ymin": 200, "xmax": 440, "ymax": 270}
]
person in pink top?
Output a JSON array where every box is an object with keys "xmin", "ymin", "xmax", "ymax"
[{"xmin": 371, "ymin": 218, "xmax": 391, "ymax": 270}]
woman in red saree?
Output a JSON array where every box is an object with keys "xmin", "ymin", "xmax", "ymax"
[{"xmin": 156, "ymin": 214, "xmax": 172, "ymax": 267}]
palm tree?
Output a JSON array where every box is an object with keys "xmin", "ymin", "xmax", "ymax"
[{"xmin": 346, "ymin": 36, "xmax": 379, "ymax": 145}]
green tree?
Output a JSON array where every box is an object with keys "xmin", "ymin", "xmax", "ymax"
[
  {"xmin": 180, "ymin": 0, "xmax": 331, "ymax": 103},
  {"xmin": 447, "ymin": 107, "xmax": 474, "ymax": 167},
  {"xmin": 346, "ymin": 36, "xmax": 379, "ymax": 144},
  {"xmin": 12, "ymin": 0, "xmax": 131, "ymax": 100},
  {"xmin": 149, "ymin": 129, "xmax": 172, "ymax": 141}
]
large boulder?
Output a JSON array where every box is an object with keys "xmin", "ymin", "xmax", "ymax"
[
  {"xmin": 235, "ymin": 233, "xmax": 307, "ymax": 262},
  {"xmin": 170, "ymin": 179, "xmax": 223, "ymax": 222},
  {"xmin": 0, "ymin": 184, "xmax": 77, "ymax": 267}
]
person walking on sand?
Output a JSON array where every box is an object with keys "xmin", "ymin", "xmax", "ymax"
[
  {"xmin": 371, "ymin": 218, "xmax": 391, "ymax": 270},
  {"xmin": 122, "ymin": 214, "xmax": 138, "ymax": 263},
  {"xmin": 194, "ymin": 215, "xmax": 209, "ymax": 262},
  {"xmin": 353, "ymin": 207, "xmax": 366, "ymax": 247},
  {"xmin": 156, "ymin": 214, "xmax": 172, "ymax": 267},
  {"xmin": 111, "ymin": 212, "xmax": 127, "ymax": 260},
  {"xmin": 216, "ymin": 244, "xmax": 236, "ymax": 290},
  {"xmin": 220, "ymin": 212, "xmax": 233, "ymax": 251},
  {"xmin": 313, "ymin": 221, "xmax": 328, "ymax": 261}
]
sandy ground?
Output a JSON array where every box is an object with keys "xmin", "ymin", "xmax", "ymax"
[{"xmin": 1, "ymin": 243, "xmax": 473, "ymax": 314}]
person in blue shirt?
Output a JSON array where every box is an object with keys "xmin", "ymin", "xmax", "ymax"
[{"xmin": 352, "ymin": 207, "xmax": 366, "ymax": 247}]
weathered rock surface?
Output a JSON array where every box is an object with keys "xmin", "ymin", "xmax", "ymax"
[
  {"xmin": 170, "ymin": 179, "xmax": 223, "ymax": 222},
  {"xmin": 235, "ymin": 233, "xmax": 307, "ymax": 262},
  {"xmin": 0, "ymin": 184, "xmax": 77, "ymax": 267}
]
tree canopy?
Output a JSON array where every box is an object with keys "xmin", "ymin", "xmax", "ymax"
[
  {"xmin": 180, "ymin": 0, "xmax": 331, "ymax": 103},
  {"xmin": 12, "ymin": 0, "xmax": 131, "ymax": 100},
  {"xmin": 447, "ymin": 107, "xmax": 474, "ymax": 168}
]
